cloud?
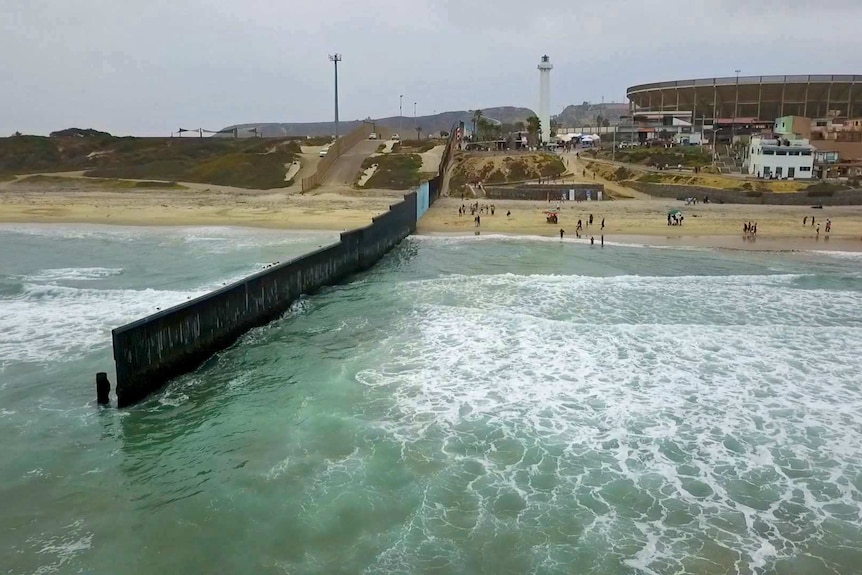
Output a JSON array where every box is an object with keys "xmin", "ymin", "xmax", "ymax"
[{"xmin": 1, "ymin": 0, "xmax": 860, "ymax": 135}]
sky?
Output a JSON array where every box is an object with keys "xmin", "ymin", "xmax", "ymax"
[{"xmin": 2, "ymin": 0, "xmax": 862, "ymax": 136}]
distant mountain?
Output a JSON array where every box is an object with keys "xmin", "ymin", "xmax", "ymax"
[
  {"xmin": 219, "ymin": 106, "xmax": 537, "ymax": 138},
  {"xmin": 556, "ymin": 102, "xmax": 630, "ymax": 127}
]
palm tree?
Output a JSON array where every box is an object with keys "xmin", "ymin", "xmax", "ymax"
[
  {"xmin": 526, "ymin": 115, "xmax": 541, "ymax": 147},
  {"xmin": 472, "ymin": 109, "xmax": 483, "ymax": 140},
  {"xmin": 416, "ymin": 126, "xmax": 423, "ymax": 140}
]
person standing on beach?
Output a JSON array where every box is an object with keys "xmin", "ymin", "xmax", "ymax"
[
  {"xmin": 826, "ymin": 219, "xmax": 831, "ymax": 233},
  {"xmin": 816, "ymin": 222, "xmax": 820, "ymax": 237},
  {"xmin": 601, "ymin": 235, "xmax": 604, "ymax": 246},
  {"xmin": 589, "ymin": 214, "xmax": 593, "ymax": 226},
  {"xmin": 601, "ymin": 218, "xmax": 605, "ymax": 230},
  {"xmin": 560, "ymin": 229, "xmax": 565, "ymax": 239},
  {"xmin": 803, "ymin": 216, "xmax": 807, "ymax": 226},
  {"xmin": 590, "ymin": 236, "xmax": 595, "ymax": 245},
  {"xmin": 812, "ymin": 217, "xmax": 815, "ymax": 227}
]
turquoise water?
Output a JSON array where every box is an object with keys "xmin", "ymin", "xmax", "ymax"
[{"xmin": 2, "ymin": 225, "xmax": 862, "ymax": 574}]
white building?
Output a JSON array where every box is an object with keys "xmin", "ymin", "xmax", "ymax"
[
  {"xmin": 747, "ymin": 136, "xmax": 815, "ymax": 179},
  {"xmin": 537, "ymin": 55, "xmax": 553, "ymax": 144}
]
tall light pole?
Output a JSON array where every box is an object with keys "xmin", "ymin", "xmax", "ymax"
[
  {"xmin": 413, "ymin": 102, "xmax": 417, "ymax": 119},
  {"xmin": 733, "ymin": 69, "xmax": 741, "ymax": 148},
  {"xmin": 399, "ymin": 94, "xmax": 403, "ymax": 135},
  {"xmin": 329, "ymin": 54, "xmax": 342, "ymax": 141}
]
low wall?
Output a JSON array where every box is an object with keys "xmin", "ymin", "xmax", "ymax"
[
  {"xmin": 484, "ymin": 184, "xmax": 606, "ymax": 202},
  {"xmin": 628, "ymin": 182, "xmax": 862, "ymax": 205},
  {"xmin": 301, "ymin": 123, "xmax": 374, "ymax": 192},
  {"xmin": 112, "ymin": 192, "xmax": 417, "ymax": 407}
]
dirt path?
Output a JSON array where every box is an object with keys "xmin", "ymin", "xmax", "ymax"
[
  {"xmin": 559, "ymin": 152, "xmax": 652, "ymax": 200},
  {"xmin": 323, "ymin": 140, "xmax": 380, "ymax": 186},
  {"xmin": 419, "ymin": 145, "xmax": 445, "ymax": 173}
]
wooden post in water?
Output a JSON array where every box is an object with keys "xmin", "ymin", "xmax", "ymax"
[{"xmin": 96, "ymin": 372, "xmax": 111, "ymax": 405}]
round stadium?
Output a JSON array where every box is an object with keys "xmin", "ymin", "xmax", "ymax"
[{"xmin": 626, "ymin": 74, "xmax": 862, "ymax": 122}]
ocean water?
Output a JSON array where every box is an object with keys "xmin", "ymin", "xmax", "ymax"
[{"xmin": 2, "ymin": 225, "xmax": 862, "ymax": 575}]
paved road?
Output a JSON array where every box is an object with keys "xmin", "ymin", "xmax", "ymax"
[{"xmin": 323, "ymin": 140, "xmax": 381, "ymax": 186}]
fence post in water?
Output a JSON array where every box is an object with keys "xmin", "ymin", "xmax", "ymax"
[{"xmin": 96, "ymin": 372, "xmax": 111, "ymax": 405}]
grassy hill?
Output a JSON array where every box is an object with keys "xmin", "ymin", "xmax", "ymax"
[{"xmin": 0, "ymin": 135, "xmax": 300, "ymax": 189}]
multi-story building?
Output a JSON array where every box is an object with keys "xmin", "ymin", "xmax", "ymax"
[{"xmin": 747, "ymin": 137, "xmax": 815, "ymax": 179}]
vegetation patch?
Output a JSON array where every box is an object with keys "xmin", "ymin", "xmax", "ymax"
[
  {"xmin": 448, "ymin": 153, "xmax": 565, "ymax": 192},
  {"xmin": 362, "ymin": 153, "xmax": 423, "ymax": 189},
  {"xmin": 303, "ymin": 136, "xmax": 334, "ymax": 147},
  {"xmin": 600, "ymin": 146, "xmax": 712, "ymax": 168},
  {"xmin": 0, "ymin": 135, "xmax": 300, "ymax": 189},
  {"xmin": 637, "ymin": 173, "xmax": 665, "ymax": 184},
  {"xmin": 613, "ymin": 166, "xmax": 633, "ymax": 181},
  {"xmin": 806, "ymin": 182, "xmax": 849, "ymax": 194}
]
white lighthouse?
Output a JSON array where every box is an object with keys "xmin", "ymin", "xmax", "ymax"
[{"xmin": 537, "ymin": 55, "xmax": 553, "ymax": 144}]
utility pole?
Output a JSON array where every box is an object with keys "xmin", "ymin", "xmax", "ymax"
[
  {"xmin": 733, "ymin": 69, "xmax": 741, "ymax": 148},
  {"xmin": 414, "ymin": 102, "xmax": 417, "ymax": 120},
  {"xmin": 329, "ymin": 54, "xmax": 342, "ymax": 140},
  {"xmin": 399, "ymin": 94, "xmax": 403, "ymax": 135}
]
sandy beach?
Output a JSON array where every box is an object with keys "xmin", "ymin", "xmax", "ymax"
[
  {"xmin": 3, "ymin": 176, "xmax": 862, "ymax": 251},
  {"xmin": 0, "ymin": 175, "xmax": 405, "ymax": 232},
  {"xmin": 417, "ymin": 198, "xmax": 862, "ymax": 251}
]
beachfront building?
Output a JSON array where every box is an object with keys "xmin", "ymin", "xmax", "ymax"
[{"xmin": 747, "ymin": 136, "xmax": 815, "ymax": 179}]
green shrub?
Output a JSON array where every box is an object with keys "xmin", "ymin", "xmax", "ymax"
[
  {"xmin": 364, "ymin": 153, "xmax": 423, "ymax": 189},
  {"xmin": 637, "ymin": 173, "xmax": 664, "ymax": 183}
]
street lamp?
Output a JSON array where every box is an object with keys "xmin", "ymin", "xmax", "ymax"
[
  {"xmin": 329, "ymin": 54, "xmax": 342, "ymax": 141},
  {"xmin": 399, "ymin": 94, "xmax": 403, "ymax": 135},
  {"xmin": 414, "ymin": 102, "xmax": 417, "ymax": 119}
]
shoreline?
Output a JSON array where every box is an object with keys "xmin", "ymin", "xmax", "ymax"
[
  {"xmin": 414, "ymin": 231, "xmax": 862, "ymax": 253},
  {"xmin": 3, "ymin": 183, "xmax": 862, "ymax": 253},
  {"xmin": 3, "ymin": 220, "xmax": 862, "ymax": 255}
]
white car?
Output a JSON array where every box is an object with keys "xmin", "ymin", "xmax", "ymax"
[
  {"xmin": 319, "ymin": 146, "xmax": 329, "ymax": 157},
  {"xmin": 368, "ymin": 133, "xmax": 379, "ymax": 140},
  {"xmin": 391, "ymin": 134, "xmax": 400, "ymax": 141}
]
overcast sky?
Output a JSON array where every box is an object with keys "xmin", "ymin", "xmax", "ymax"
[{"xmin": 2, "ymin": 0, "xmax": 861, "ymax": 136}]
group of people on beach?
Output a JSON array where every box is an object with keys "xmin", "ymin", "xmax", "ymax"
[
  {"xmin": 558, "ymin": 213, "xmax": 604, "ymax": 240},
  {"xmin": 667, "ymin": 213, "xmax": 684, "ymax": 226},
  {"xmin": 803, "ymin": 216, "xmax": 832, "ymax": 237},
  {"xmin": 742, "ymin": 221, "xmax": 758, "ymax": 238},
  {"xmin": 459, "ymin": 202, "xmax": 512, "ymax": 227},
  {"xmin": 559, "ymin": 227, "xmax": 603, "ymax": 246}
]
